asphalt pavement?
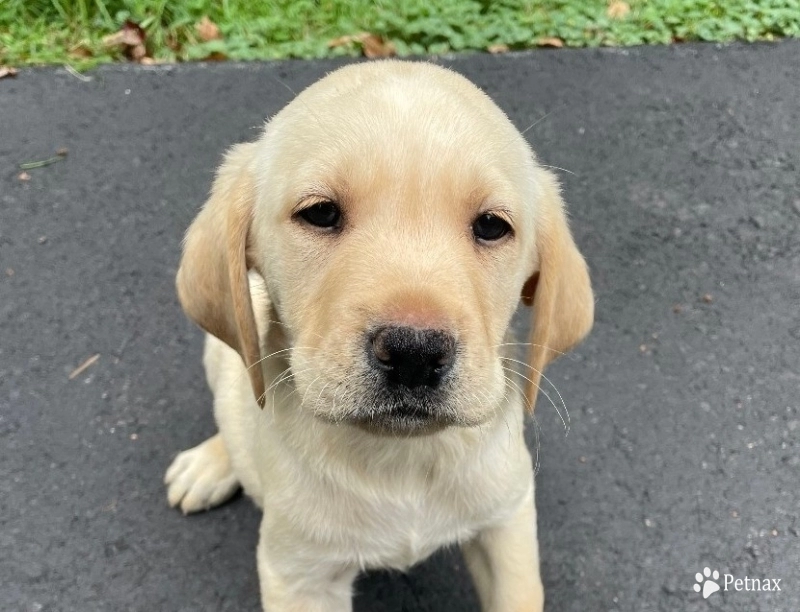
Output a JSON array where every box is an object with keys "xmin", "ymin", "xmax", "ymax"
[{"xmin": 2, "ymin": 41, "xmax": 799, "ymax": 612}]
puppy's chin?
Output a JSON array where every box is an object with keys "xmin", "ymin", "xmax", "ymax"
[{"xmin": 349, "ymin": 407, "xmax": 459, "ymax": 437}]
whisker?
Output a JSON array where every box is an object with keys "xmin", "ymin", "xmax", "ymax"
[
  {"xmin": 227, "ymin": 345, "xmax": 318, "ymax": 396},
  {"xmin": 502, "ymin": 365, "xmax": 568, "ymax": 435},
  {"xmin": 492, "ymin": 342, "xmax": 568, "ymax": 359},
  {"xmin": 299, "ymin": 375, "xmax": 324, "ymax": 411},
  {"xmin": 530, "ymin": 412, "xmax": 541, "ymax": 476},
  {"xmin": 519, "ymin": 108, "xmax": 556, "ymax": 137},
  {"xmin": 501, "ymin": 373, "xmax": 533, "ymax": 414},
  {"xmin": 500, "ymin": 357, "xmax": 570, "ymax": 433},
  {"xmin": 539, "ymin": 164, "xmax": 577, "ymax": 177}
]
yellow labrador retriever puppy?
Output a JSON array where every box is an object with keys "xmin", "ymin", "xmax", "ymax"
[{"xmin": 165, "ymin": 60, "xmax": 593, "ymax": 612}]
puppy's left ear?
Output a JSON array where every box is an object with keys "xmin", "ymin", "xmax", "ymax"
[
  {"xmin": 521, "ymin": 169, "xmax": 594, "ymax": 411},
  {"xmin": 176, "ymin": 143, "xmax": 266, "ymax": 406}
]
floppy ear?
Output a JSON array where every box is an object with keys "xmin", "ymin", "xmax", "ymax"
[
  {"xmin": 176, "ymin": 143, "xmax": 266, "ymax": 407},
  {"xmin": 520, "ymin": 170, "xmax": 594, "ymax": 411}
]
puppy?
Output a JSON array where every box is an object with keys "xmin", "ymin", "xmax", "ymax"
[{"xmin": 165, "ymin": 60, "xmax": 593, "ymax": 612}]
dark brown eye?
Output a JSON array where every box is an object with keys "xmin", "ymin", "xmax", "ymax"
[
  {"xmin": 296, "ymin": 202, "xmax": 341, "ymax": 229},
  {"xmin": 472, "ymin": 213, "xmax": 511, "ymax": 242}
]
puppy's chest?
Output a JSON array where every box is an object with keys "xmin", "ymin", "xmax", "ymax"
[
  {"xmin": 353, "ymin": 489, "xmax": 477, "ymax": 569},
  {"xmin": 313, "ymin": 467, "xmax": 516, "ymax": 571}
]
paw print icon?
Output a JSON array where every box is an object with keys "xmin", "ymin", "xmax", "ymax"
[{"xmin": 694, "ymin": 567, "xmax": 721, "ymax": 599}]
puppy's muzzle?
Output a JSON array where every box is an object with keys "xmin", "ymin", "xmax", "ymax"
[
  {"xmin": 369, "ymin": 326, "xmax": 456, "ymax": 390},
  {"xmin": 352, "ymin": 325, "xmax": 460, "ymax": 434}
]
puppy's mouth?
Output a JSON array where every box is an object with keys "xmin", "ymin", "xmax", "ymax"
[{"xmin": 349, "ymin": 398, "xmax": 457, "ymax": 436}]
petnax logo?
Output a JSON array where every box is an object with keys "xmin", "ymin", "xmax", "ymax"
[{"xmin": 692, "ymin": 566, "xmax": 782, "ymax": 600}]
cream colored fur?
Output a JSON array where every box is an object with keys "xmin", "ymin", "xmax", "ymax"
[{"xmin": 164, "ymin": 60, "xmax": 593, "ymax": 612}]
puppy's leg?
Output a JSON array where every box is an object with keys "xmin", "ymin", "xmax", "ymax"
[
  {"xmin": 257, "ymin": 524, "xmax": 358, "ymax": 612},
  {"xmin": 462, "ymin": 491, "xmax": 544, "ymax": 612},
  {"xmin": 164, "ymin": 433, "xmax": 240, "ymax": 514}
]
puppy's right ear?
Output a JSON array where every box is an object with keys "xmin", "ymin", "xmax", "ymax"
[{"xmin": 176, "ymin": 143, "xmax": 266, "ymax": 406}]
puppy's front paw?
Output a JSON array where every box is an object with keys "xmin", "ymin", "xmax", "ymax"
[{"xmin": 164, "ymin": 434, "xmax": 240, "ymax": 515}]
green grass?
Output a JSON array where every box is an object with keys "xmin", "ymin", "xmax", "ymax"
[{"xmin": 2, "ymin": 0, "xmax": 799, "ymax": 68}]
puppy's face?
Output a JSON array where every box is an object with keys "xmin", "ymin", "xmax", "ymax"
[
  {"xmin": 178, "ymin": 62, "xmax": 594, "ymax": 435},
  {"xmin": 251, "ymin": 66, "xmax": 538, "ymax": 433}
]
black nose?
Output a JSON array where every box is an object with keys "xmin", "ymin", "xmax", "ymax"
[{"xmin": 370, "ymin": 326, "xmax": 456, "ymax": 389}]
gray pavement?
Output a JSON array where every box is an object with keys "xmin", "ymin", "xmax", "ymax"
[{"xmin": 2, "ymin": 42, "xmax": 799, "ymax": 612}]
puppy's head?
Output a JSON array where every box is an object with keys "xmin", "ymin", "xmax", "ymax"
[{"xmin": 177, "ymin": 61, "xmax": 593, "ymax": 435}]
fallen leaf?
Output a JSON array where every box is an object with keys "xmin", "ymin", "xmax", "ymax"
[
  {"xmin": 130, "ymin": 45, "xmax": 148, "ymax": 61},
  {"xmin": 202, "ymin": 52, "xmax": 228, "ymax": 62},
  {"xmin": 69, "ymin": 353, "xmax": 100, "ymax": 380},
  {"xmin": 328, "ymin": 32, "xmax": 395, "ymax": 58},
  {"xmin": 0, "ymin": 66, "xmax": 19, "ymax": 79},
  {"xmin": 607, "ymin": 0, "xmax": 630, "ymax": 19},
  {"xmin": 360, "ymin": 34, "xmax": 395, "ymax": 58},
  {"xmin": 56, "ymin": 147, "xmax": 69, "ymax": 157},
  {"xmin": 103, "ymin": 20, "xmax": 147, "ymax": 62},
  {"xmin": 68, "ymin": 44, "xmax": 93, "ymax": 59},
  {"xmin": 701, "ymin": 293, "xmax": 713, "ymax": 303},
  {"xmin": 103, "ymin": 20, "xmax": 145, "ymax": 47},
  {"xmin": 18, "ymin": 171, "xmax": 30, "ymax": 181},
  {"xmin": 536, "ymin": 37, "xmax": 564, "ymax": 48},
  {"xmin": 487, "ymin": 44, "xmax": 509, "ymax": 54},
  {"xmin": 196, "ymin": 16, "xmax": 222, "ymax": 42}
]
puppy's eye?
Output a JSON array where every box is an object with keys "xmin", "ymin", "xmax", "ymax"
[
  {"xmin": 296, "ymin": 202, "xmax": 341, "ymax": 229},
  {"xmin": 472, "ymin": 214, "xmax": 511, "ymax": 242}
]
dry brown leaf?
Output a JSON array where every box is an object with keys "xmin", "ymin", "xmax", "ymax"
[
  {"xmin": 18, "ymin": 171, "xmax": 30, "ymax": 181},
  {"xmin": 103, "ymin": 20, "xmax": 148, "ymax": 62},
  {"xmin": 607, "ymin": 1, "xmax": 630, "ymax": 19},
  {"xmin": 130, "ymin": 45, "xmax": 147, "ymax": 61},
  {"xmin": 360, "ymin": 34, "xmax": 395, "ymax": 58},
  {"xmin": 0, "ymin": 66, "xmax": 19, "ymax": 79},
  {"xmin": 204, "ymin": 51, "xmax": 228, "ymax": 62},
  {"xmin": 328, "ymin": 32, "xmax": 395, "ymax": 58},
  {"xmin": 68, "ymin": 44, "xmax": 93, "ymax": 59},
  {"xmin": 537, "ymin": 37, "xmax": 564, "ymax": 48},
  {"xmin": 103, "ymin": 20, "xmax": 145, "ymax": 47},
  {"xmin": 487, "ymin": 44, "xmax": 510, "ymax": 54},
  {"xmin": 196, "ymin": 16, "xmax": 222, "ymax": 42}
]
